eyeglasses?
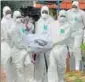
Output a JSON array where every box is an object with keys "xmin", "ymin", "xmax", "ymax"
[{"xmin": 42, "ymin": 10, "xmax": 48, "ymax": 14}]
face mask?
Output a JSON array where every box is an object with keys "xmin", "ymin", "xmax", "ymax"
[
  {"xmin": 16, "ymin": 18, "xmax": 21, "ymax": 23},
  {"xmin": 72, "ymin": 8, "xmax": 77, "ymax": 12},
  {"xmin": 59, "ymin": 17, "xmax": 66, "ymax": 23},
  {"xmin": 6, "ymin": 14, "xmax": 11, "ymax": 19},
  {"xmin": 41, "ymin": 14, "xmax": 48, "ymax": 19}
]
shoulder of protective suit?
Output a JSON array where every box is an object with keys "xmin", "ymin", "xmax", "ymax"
[
  {"xmin": 49, "ymin": 16, "xmax": 55, "ymax": 21},
  {"xmin": 49, "ymin": 20, "xmax": 58, "ymax": 26},
  {"xmin": 67, "ymin": 9, "xmax": 72, "ymax": 13},
  {"xmin": 36, "ymin": 18, "xmax": 42, "ymax": 23},
  {"xmin": 1, "ymin": 18, "xmax": 7, "ymax": 24},
  {"xmin": 79, "ymin": 9, "xmax": 85, "ymax": 14}
]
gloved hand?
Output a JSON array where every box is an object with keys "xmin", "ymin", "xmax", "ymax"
[{"xmin": 24, "ymin": 54, "xmax": 31, "ymax": 66}]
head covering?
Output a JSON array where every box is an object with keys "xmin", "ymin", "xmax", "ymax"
[
  {"xmin": 3, "ymin": 6, "xmax": 11, "ymax": 16},
  {"xmin": 13, "ymin": 11, "xmax": 21, "ymax": 19},
  {"xmin": 41, "ymin": 6, "xmax": 49, "ymax": 19},
  {"xmin": 72, "ymin": 1, "xmax": 79, "ymax": 8},
  {"xmin": 59, "ymin": 10, "xmax": 67, "ymax": 17},
  {"xmin": 13, "ymin": 11, "xmax": 22, "ymax": 23},
  {"xmin": 58, "ymin": 10, "xmax": 67, "ymax": 23}
]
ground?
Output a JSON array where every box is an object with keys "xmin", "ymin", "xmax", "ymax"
[{"xmin": 1, "ymin": 69, "xmax": 85, "ymax": 82}]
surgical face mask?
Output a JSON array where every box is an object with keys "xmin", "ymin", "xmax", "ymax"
[
  {"xmin": 72, "ymin": 8, "xmax": 78, "ymax": 12},
  {"xmin": 41, "ymin": 14, "xmax": 48, "ymax": 19},
  {"xmin": 5, "ymin": 14, "xmax": 11, "ymax": 19},
  {"xmin": 16, "ymin": 18, "xmax": 21, "ymax": 23},
  {"xmin": 41, "ymin": 10, "xmax": 49, "ymax": 19},
  {"xmin": 59, "ymin": 16, "xmax": 66, "ymax": 23}
]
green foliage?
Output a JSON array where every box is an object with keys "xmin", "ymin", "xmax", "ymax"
[
  {"xmin": 68, "ymin": 73, "xmax": 74, "ymax": 77},
  {"xmin": 81, "ymin": 43, "xmax": 85, "ymax": 51},
  {"xmin": 74, "ymin": 77, "xmax": 84, "ymax": 82}
]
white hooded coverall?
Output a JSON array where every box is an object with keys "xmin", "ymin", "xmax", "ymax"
[
  {"xmin": 1, "ymin": 6, "xmax": 14, "ymax": 82},
  {"xmin": 48, "ymin": 10, "xmax": 71, "ymax": 82},
  {"xmin": 1, "ymin": 6, "xmax": 13, "ymax": 68},
  {"xmin": 35, "ymin": 6, "xmax": 54, "ymax": 82},
  {"xmin": 7, "ymin": 11, "xmax": 32, "ymax": 82},
  {"xmin": 67, "ymin": 1, "xmax": 85, "ymax": 70}
]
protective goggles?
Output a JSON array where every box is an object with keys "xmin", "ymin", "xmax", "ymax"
[
  {"xmin": 72, "ymin": 5, "xmax": 78, "ymax": 8},
  {"xmin": 42, "ymin": 10, "xmax": 48, "ymax": 14},
  {"xmin": 5, "ymin": 10, "xmax": 12, "ymax": 14}
]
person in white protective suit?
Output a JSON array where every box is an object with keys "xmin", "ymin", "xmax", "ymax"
[
  {"xmin": 35, "ymin": 6, "xmax": 55, "ymax": 82},
  {"xmin": 7, "ymin": 10, "xmax": 34, "ymax": 82},
  {"xmin": 48, "ymin": 10, "xmax": 71, "ymax": 82},
  {"xmin": 67, "ymin": 1, "xmax": 85, "ymax": 71},
  {"xmin": 1, "ymin": 6, "xmax": 13, "ymax": 81}
]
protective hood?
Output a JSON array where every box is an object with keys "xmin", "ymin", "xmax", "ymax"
[
  {"xmin": 72, "ymin": 1, "xmax": 79, "ymax": 12},
  {"xmin": 41, "ymin": 6, "xmax": 49, "ymax": 19},
  {"xmin": 13, "ymin": 11, "xmax": 22, "ymax": 23},
  {"xmin": 3, "ymin": 6, "xmax": 11, "ymax": 17},
  {"xmin": 13, "ymin": 11, "xmax": 21, "ymax": 19},
  {"xmin": 58, "ymin": 10, "xmax": 67, "ymax": 23}
]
